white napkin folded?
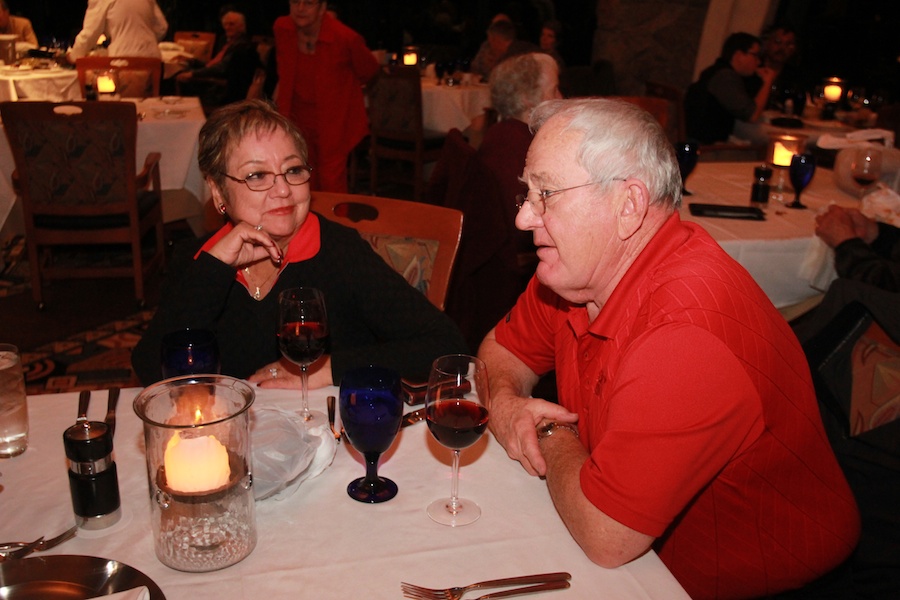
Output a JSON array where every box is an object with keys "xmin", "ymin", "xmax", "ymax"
[
  {"xmin": 818, "ymin": 128, "xmax": 896, "ymax": 150},
  {"xmin": 87, "ymin": 586, "xmax": 149, "ymax": 600},
  {"xmin": 861, "ymin": 185, "xmax": 900, "ymax": 228}
]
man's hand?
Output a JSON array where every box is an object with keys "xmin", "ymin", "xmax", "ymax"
[
  {"xmin": 815, "ymin": 205, "xmax": 877, "ymax": 248},
  {"xmin": 490, "ymin": 391, "xmax": 577, "ymax": 477}
]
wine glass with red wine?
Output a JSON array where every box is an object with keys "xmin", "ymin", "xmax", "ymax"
[
  {"xmin": 425, "ymin": 354, "xmax": 490, "ymax": 526},
  {"xmin": 278, "ymin": 287, "xmax": 329, "ymax": 424},
  {"xmin": 850, "ymin": 146, "xmax": 882, "ymax": 198}
]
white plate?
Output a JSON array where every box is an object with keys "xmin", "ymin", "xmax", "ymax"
[
  {"xmin": 151, "ymin": 109, "xmax": 187, "ymax": 120},
  {"xmin": 0, "ymin": 554, "xmax": 165, "ymax": 599}
]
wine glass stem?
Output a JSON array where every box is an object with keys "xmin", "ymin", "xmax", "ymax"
[
  {"xmin": 448, "ymin": 449, "xmax": 461, "ymax": 515},
  {"xmin": 364, "ymin": 452, "xmax": 380, "ymax": 486},
  {"xmin": 300, "ymin": 365, "xmax": 311, "ymax": 421}
]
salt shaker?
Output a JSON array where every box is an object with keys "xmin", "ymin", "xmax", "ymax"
[
  {"xmin": 64, "ymin": 420, "xmax": 121, "ymax": 529},
  {"xmin": 750, "ymin": 165, "xmax": 772, "ymax": 206}
]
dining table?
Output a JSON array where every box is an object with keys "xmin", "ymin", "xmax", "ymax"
[
  {"xmin": 0, "ymin": 65, "xmax": 81, "ymax": 103},
  {"xmin": 421, "ymin": 78, "xmax": 491, "ymax": 134},
  {"xmin": 0, "ymin": 96, "xmax": 209, "ymax": 238},
  {"xmin": 679, "ymin": 161, "xmax": 859, "ymax": 309},
  {"xmin": 0, "ymin": 385, "xmax": 690, "ymax": 600}
]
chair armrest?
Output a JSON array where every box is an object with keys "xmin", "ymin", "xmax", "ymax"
[
  {"xmin": 11, "ymin": 169, "xmax": 19, "ymax": 195},
  {"xmin": 136, "ymin": 152, "xmax": 162, "ymax": 192}
]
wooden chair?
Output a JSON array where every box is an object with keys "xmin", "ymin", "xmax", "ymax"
[
  {"xmin": 76, "ymin": 56, "xmax": 162, "ymax": 98},
  {"xmin": 310, "ymin": 191, "xmax": 463, "ymax": 311},
  {"xmin": 645, "ymin": 80, "xmax": 687, "ymax": 142},
  {"xmin": 173, "ymin": 31, "xmax": 217, "ymax": 64},
  {"xmin": 0, "ymin": 101, "xmax": 165, "ymax": 308},
  {"xmin": 612, "ymin": 96, "xmax": 681, "ymax": 145},
  {"xmin": 365, "ymin": 65, "xmax": 446, "ymax": 202}
]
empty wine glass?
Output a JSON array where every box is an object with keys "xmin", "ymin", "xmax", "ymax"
[
  {"xmin": 278, "ymin": 287, "xmax": 329, "ymax": 424},
  {"xmin": 787, "ymin": 153, "xmax": 816, "ymax": 209},
  {"xmin": 339, "ymin": 366, "xmax": 403, "ymax": 503},
  {"xmin": 850, "ymin": 146, "xmax": 882, "ymax": 198},
  {"xmin": 425, "ymin": 354, "xmax": 490, "ymax": 527},
  {"xmin": 160, "ymin": 328, "xmax": 220, "ymax": 379},
  {"xmin": 676, "ymin": 142, "xmax": 698, "ymax": 196}
]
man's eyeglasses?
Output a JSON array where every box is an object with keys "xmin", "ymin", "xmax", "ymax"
[
  {"xmin": 515, "ymin": 178, "xmax": 624, "ymax": 216},
  {"xmin": 222, "ymin": 165, "xmax": 313, "ymax": 191},
  {"xmin": 289, "ymin": 0, "xmax": 321, "ymax": 7}
]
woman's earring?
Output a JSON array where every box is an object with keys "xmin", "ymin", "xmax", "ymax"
[{"xmin": 217, "ymin": 203, "xmax": 227, "ymax": 215}]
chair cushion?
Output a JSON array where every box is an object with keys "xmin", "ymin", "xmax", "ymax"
[
  {"xmin": 34, "ymin": 190, "xmax": 160, "ymax": 230},
  {"xmin": 358, "ymin": 232, "xmax": 438, "ymax": 297}
]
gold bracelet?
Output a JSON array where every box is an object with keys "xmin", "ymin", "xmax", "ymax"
[{"xmin": 536, "ymin": 421, "xmax": 579, "ymax": 440}]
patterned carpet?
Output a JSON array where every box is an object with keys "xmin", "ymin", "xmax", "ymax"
[{"xmin": 21, "ymin": 309, "xmax": 154, "ymax": 394}]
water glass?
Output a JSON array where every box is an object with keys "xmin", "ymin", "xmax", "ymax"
[
  {"xmin": 0, "ymin": 343, "xmax": 28, "ymax": 457},
  {"xmin": 161, "ymin": 328, "xmax": 220, "ymax": 379}
]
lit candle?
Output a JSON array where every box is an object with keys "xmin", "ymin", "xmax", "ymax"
[
  {"xmin": 96, "ymin": 74, "xmax": 116, "ymax": 94},
  {"xmin": 164, "ymin": 432, "xmax": 230, "ymax": 493},
  {"xmin": 772, "ymin": 141, "xmax": 794, "ymax": 167},
  {"xmin": 823, "ymin": 84, "xmax": 842, "ymax": 103},
  {"xmin": 403, "ymin": 51, "xmax": 417, "ymax": 66}
]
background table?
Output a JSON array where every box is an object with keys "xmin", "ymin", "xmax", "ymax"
[
  {"xmin": 679, "ymin": 162, "xmax": 858, "ymax": 308},
  {"xmin": 0, "ymin": 66, "xmax": 81, "ymax": 103},
  {"xmin": 0, "ymin": 96, "xmax": 209, "ymax": 238},
  {"xmin": 0, "ymin": 386, "xmax": 690, "ymax": 600},
  {"xmin": 421, "ymin": 79, "xmax": 491, "ymax": 133}
]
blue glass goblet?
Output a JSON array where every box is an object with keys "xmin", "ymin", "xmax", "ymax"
[
  {"xmin": 339, "ymin": 366, "xmax": 403, "ymax": 503},
  {"xmin": 160, "ymin": 328, "xmax": 220, "ymax": 379},
  {"xmin": 676, "ymin": 141, "xmax": 698, "ymax": 196},
  {"xmin": 788, "ymin": 153, "xmax": 816, "ymax": 209}
]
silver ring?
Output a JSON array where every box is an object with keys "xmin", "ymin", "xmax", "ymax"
[
  {"xmin": 269, "ymin": 367, "xmax": 278, "ymax": 379},
  {"xmin": 255, "ymin": 224, "xmax": 263, "ymax": 231}
]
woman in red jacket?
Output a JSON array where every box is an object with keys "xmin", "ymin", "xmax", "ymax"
[{"xmin": 273, "ymin": 0, "xmax": 379, "ymax": 192}]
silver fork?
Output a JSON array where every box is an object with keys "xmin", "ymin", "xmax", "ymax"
[
  {"xmin": 401, "ymin": 572, "xmax": 571, "ymax": 600},
  {"xmin": 0, "ymin": 526, "xmax": 77, "ymax": 560}
]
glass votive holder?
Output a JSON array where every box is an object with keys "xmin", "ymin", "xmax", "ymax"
[{"xmin": 133, "ymin": 375, "xmax": 256, "ymax": 572}]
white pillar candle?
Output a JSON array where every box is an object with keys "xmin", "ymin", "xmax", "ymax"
[{"xmin": 164, "ymin": 432, "xmax": 230, "ymax": 493}]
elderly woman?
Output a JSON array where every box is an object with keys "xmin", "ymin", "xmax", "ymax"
[{"xmin": 132, "ymin": 100, "xmax": 467, "ymax": 387}]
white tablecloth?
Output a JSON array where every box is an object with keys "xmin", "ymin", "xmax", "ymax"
[
  {"xmin": 0, "ymin": 96, "xmax": 208, "ymax": 236},
  {"xmin": 0, "ymin": 67, "xmax": 81, "ymax": 103},
  {"xmin": 0, "ymin": 387, "xmax": 689, "ymax": 600},
  {"xmin": 679, "ymin": 162, "xmax": 859, "ymax": 308},
  {"xmin": 421, "ymin": 80, "xmax": 491, "ymax": 133}
]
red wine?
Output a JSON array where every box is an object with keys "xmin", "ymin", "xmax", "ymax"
[
  {"xmin": 426, "ymin": 399, "xmax": 489, "ymax": 450},
  {"xmin": 279, "ymin": 321, "xmax": 328, "ymax": 365},
  {"xmin": 853, "ymin": 175, "xmax": 877, "ymax": 187}
]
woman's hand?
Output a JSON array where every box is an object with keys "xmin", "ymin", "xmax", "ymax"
[
  {"xmin": 205, "ymin": 221, "xmax": 283, "ymax": 268},
  {"xmin": 248, "ymin": 356, "xmax": 334, "ymax": 389}
]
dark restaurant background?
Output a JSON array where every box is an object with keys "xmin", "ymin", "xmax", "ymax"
[{"xmin": 5, "ymin": 0, "xmax": 900, "ymax": 101}]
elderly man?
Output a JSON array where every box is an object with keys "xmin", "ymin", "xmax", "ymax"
[
  {"xmin": 479, "ymin": 98, "xmax": 860, "ymax": 599},
  {"xmin": 0, "ymin": 1, "xmax": 37, "ymax": 45},
  {"xmin": 471, "ymin": 18, "xmax": 536, "ymax": 80}
]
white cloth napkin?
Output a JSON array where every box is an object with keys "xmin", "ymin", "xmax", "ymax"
[
  {"xmin": 87, "ymin": 587, "xmax": 149, "ymax": 600},
  {"xmin": 861, "ymin": 185, "xmax": 900, "ymax": 228},
  {"xmin": 818, "ymin": 128, "xmax": 896, "ymax": 150}
]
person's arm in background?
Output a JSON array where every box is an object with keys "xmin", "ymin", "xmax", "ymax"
[
  {"xmin": 151, "ymin": 1, "xmax": 168, "ymax": 41},
  {"xmin": 817, "ymin": 205, "xmax": 900, "ymax": 291},
  {"xmin": 66, "ymin": 0, "xmax": 109, "ymax": 62}
]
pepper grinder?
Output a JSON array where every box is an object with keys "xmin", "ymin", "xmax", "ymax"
[
  {"xmin": 750, "ymin": 165, "xmax": 772, "ymax": 206},
  {"xmin": 64, "ymin": 415, "xmax": 121, "ymax": 530}
]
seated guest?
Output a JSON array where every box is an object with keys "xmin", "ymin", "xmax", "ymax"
[
  {"xmin": 684, "ymin": 32, "xmax": 775, "ymax": 143},
  {"xmin": 0, "ymin": 0, "xmax": 36, "ymax": 45},
  {"xmin": 132, "ymin": 99, "xmax": 467, "ymax": 388},
  {"xmin": 815, "ymin": 204, "xmax": 900, "ymax": 291},
  {"xmin": 478, "ymin": 97, "xmax": 860, "ymax": 598},
  {"xmin": 538, "ymin": 19, "xmax": 564, "ymax": 68},
  {"xmin": 760, "ymin": 24, "xmax": 805, "ymax": 112},
  {"xmin": 176, "ymin": 5, "xmax": 261, "ymax": 107},
  {"xmin": 480, "ymin": 52, "xmax": 561, "ymax": 268},
  {"xmin": 471, "ymin": 17, "xmax": 537, "ymax": 80}
]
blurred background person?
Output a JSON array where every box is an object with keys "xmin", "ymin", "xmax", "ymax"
[
  {"xmin": 684, "ymin": 32, "xmax": 775, "ymax": 144},
  {"xmin": 761, "ymin": 24, "xmax": 805, "ymax": 113},
  {"xmin": 272, "ymin": 0, "xmax": 378, "ymax": 193},
  {"xmin": 67, "ymin": 0, "xmax": 167, "ymax": 62},
  {"xmin": 0, "ymin": 0, "xmax": 37, "ymax": 45},
  {"xmin": 539, "ymin": 19, "xmax": 564, "ymax": 69},
  {"xmin": 815, "ymin": 205, "xmax": 900, "ymax": 292},
  {"xmin": 471, "ymin": 16, "xmax": 536, "ymax": 81}
]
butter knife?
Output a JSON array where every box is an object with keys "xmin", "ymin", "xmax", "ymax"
[
  {"xmin": 76, "ymin": 390, "xmax": 91, "ymax": 424},
  {"xmin": 326, "ymin": 395, "xmax": 341, "ymax": 443},
  {"xmin": 105, "ymin": 387, "xmax": 120, "ymax": 438},
  {"xmin": 401, "ymin": 407, "xmax": 425, "ymax": 428}
]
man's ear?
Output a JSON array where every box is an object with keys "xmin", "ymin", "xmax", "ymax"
[{"xmin": 618, "ymin": 180, "xmax": 650, "ymax": 240}]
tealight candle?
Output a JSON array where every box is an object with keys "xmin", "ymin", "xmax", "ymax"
[
  {"xmin": 164, "ymin": 432, "xmax": 230, "ymax": 493},
  {"xmin": 771, "ymin": 141, "xmax": 794, "ymax": 167},
  {"xmin": 96, "ymin": 74, "xmax": 116, "ymax": 94},
  {"xmin": 823, "ymin": 84, "xmax": 842, "ymax": 103}
]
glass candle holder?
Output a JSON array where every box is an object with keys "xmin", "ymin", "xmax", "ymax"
[
  {"xmin": 133, "ymin": 375, "xmax": 256, "ymax": 572},
  {"xmin": 767, "ymin": 133, "xmax": 807, "ymax": 202}
]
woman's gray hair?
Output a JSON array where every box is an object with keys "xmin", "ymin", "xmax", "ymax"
[
  {"xmin": 490, "ymin": 52, "xmax": 557, "ymax": 120},
  {"xmin": 530, "ymin": 98, "xmax": 682, "ymax": 208}
]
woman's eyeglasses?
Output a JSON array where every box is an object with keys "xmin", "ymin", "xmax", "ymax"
[{"xmin": 222, "ymin": 165, "xmax": 313, "ymax": 191}]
